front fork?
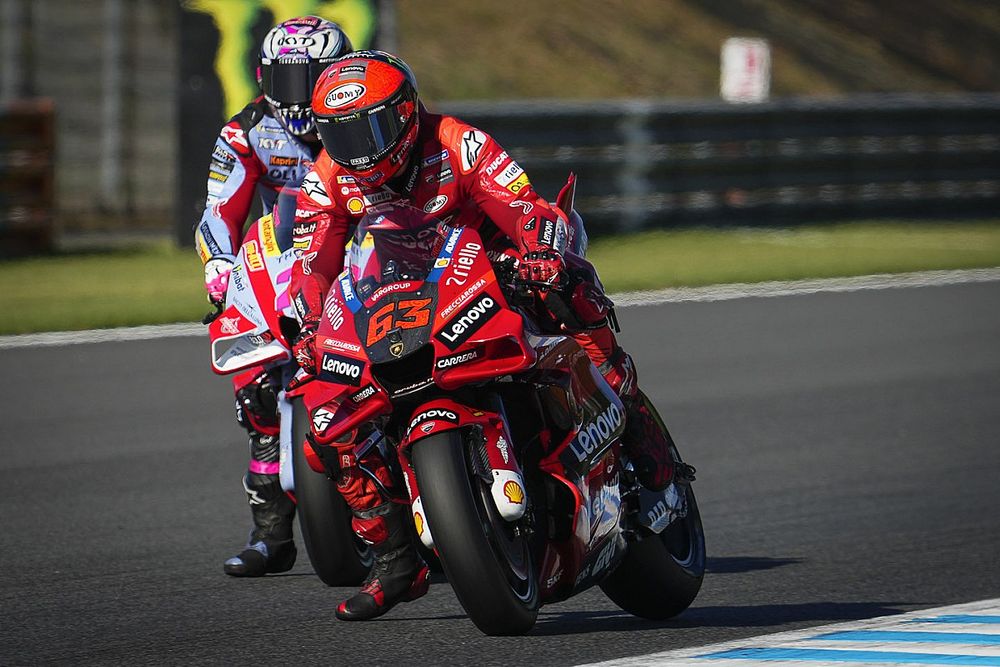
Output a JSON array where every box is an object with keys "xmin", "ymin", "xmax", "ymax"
[{"xmin": 398, "ymin": 396, "xmax": 528, "ymax": 551}]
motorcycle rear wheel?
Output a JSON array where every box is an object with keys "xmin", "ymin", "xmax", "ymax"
[
  {"xmin": 412, "ymin": 430, "xmax": 539, "ymax": 635},
  {"xmin": 291, "ymin": 399, "xmax": 372, "ymax": 586},
  {"xmin": 599, "ymin": 481, "xmax": 705, "ymax": 619}
]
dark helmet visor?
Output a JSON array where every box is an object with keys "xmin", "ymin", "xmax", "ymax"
[
  {"xmin": 316, "ymin": 85, "xmax": 417, "ymax": 169},
  {"xmin": 260, "ymin": 59, "xmax": 330, "ymax": 106}
]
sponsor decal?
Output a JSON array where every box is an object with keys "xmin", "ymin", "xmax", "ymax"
[
  {"xmin": 269, "ymin": 155, "xmax": 297, "ymax": 167},
  {"xmin": 423, "ymin": 195, "xmax": 448, "ymax": 214},
  {"xmin": 444, "ymin": 227, "xmax": 462, "ymax": 254},
  {"xmin": 435, "ymin": 293, "xmax": 500, "ymax": 350},
  {"xmin": 568, "ymin": 403, "xmax": 624, "ymax": 462},
  {"xmin": 425, "ymin": 166, "xmax": 454, "ymax": 184},
  {"xmin": 546, "ymin": 570, "xmax": 562, "ymax": 588},
  {"xmin": 318, "ymin": 352, "xmax": 364, "ymax": 386},
  {"xmin": 362, "ymin": 190, "xmax": 395, "ymax": 207},
  {"xmin": 339, "ymin": 271, "xmax": 362, "ymax": 312},
  {"xmin": 538, "ymin": 218, "xmax": 556, "ymax": 247},
  {"xmin": 460, "ymin": 130, "xmax": 487, "ymax": 173},
  {"xmin": 324, "ymin": 83, "xmax": 366, "ymax": 109},
  {"xmin": 522, "ymin": 217, "xmax": 536, "ymax": 232},
  {"xmin": 247, "ymin": 331, "xmax": 274, "ymax": 347},
  {"xmin": 323, "ymin": 338, "xmax": 360, "ymax": 353},
  {"xmin": 212, "ymin": 145, "xmax": 235, "ymax": 162},
  {"xmin": 422, "ymin": 149, "xmax": 449, "ymax": 166},
  {"xmin": 408, "ymin": 408, "xmax": 459, "ymax": 433},
  {"xmin": 358, "ymin": 170, "xmax": 384, "ymax": 184},
  {"xmin": 257, "ymin": 137, "xmax": 287, "ymax": 151},
  {"xmin": 389, "ymin": 340, "xmax": 405, "ymax": 357},
  {"xmin": 276, "ymin": 34, "xmax": 315, "ymax": 47},
  {"xmin": 369, "ymin": 281, "xmax": 414, "ymax": 303},
  {"xmin": 312, "ymin": 408, "xmax": 334, "ymax": 432},
  {"xmin": 350, "ymin": 384, "xmax": 377, "ymax": 403},
  {"xmin": 208, "ymin": 170, "xmax": 228, "ymax": 182},
  {"xmin": 229, "ymin": 265, "xmax": 246, "ymax": 291},
  {"xmin": 443, "ymin": 240, "xmax": 482, "ymax": 287},
  {"xmin": 434, "ymin": 257, "xmax": 450, "ymax": 269},
  {"xmin": 484, "ymin": 151, "xmax": 509, "ymax": 176},
  {"xmin": 346, "ymin": 197, "xmax": 364, "ymax": 214},
  {"xmin": 496, "ymin": 435, "xmax": 510, "ymax": 463},
  {"xmin": 260, "ymin": 217, "xmax": 280, "ymax": 256},
  {"xmin": 414, "ymin": 511, "xmax": 425, "ymax": 536},
  {"xmin": 420, "ymin": 423, "xmax": 434, "ymax": 433},
  {"xmin": 323, "ymin": 296, "xmax": 345, "ymax": 330},
  {"xmin": 300, "ymin": 172, "xmax": 331, "ymax": 206},
  {"xmin": 337, "ymin": 175, "xmax": 356, "ymax": 184},
  {"xmin": 244, "ymin": 240, "xmax": 264, "ymax": 271},
  {"xmin": 439, "ymin": 277, "xmax": 487, "ymax": 320},
  {"xmin": 435, "ymin": 348, "xmax": 480, "ymax": 370},
  {"xmin": 220, "ymin": 125, "xmax": 248, "ymax": 151},
  {"xmin": 506, "ymin": 172, "xmax": 531, "ymax": 194},
  {"xmin": 219, "ymin": 315, "xmax": 241, "ymax": 335},
  {"xmin": 493, "ymin": 160, "xmax": 524, "ymax": 187},
  {"xmin": 210, "ymin": 157, "xmax": 234, "ymax": 174},
  {"xmin": 503, "ymin": 480, "xmax": 525, "ymax": 504}
]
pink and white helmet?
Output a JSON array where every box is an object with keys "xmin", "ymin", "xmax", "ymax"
[{"xmin": 257, "ymin": 16, "xmax": 353, "ymax": 136}]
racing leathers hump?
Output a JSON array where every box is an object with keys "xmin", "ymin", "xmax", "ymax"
[
  {"xmin": 289, "ymin": 109, "xmax": 569, "ymax": 293},
  {"xmin": 194, "ymin": 98, "xmax": 321, "ymax": 265}
]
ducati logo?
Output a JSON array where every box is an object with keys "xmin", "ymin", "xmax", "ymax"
[{"xmin": 389, "ymin": 341, "xmax": 405, "ymax": 357}]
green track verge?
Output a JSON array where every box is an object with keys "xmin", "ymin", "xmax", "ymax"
[{"xmin": 1, "ymin": 221, "xmax": 998, "ymax": 335}]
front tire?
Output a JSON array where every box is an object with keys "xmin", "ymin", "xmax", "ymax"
[
  {"xmin": 291, "ymin": 400, "xmax": 372, "ymax": 586},
  {"xmin": 412, "ymin": 430, "xmax": 539, "ymax": 635}
]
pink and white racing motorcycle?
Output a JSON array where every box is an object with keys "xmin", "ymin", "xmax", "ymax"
[{"xmin": 204, "ymin": 194, "xmax": 371, "ymax": 586}]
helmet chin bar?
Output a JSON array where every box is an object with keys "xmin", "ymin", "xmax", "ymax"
[{"xmin": 272, "ymin": 104, "xmax": 315, "ymax": 137}]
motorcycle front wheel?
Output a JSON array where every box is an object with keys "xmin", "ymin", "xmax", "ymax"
[
  {"xmin": 291, "ymin": 399, "xmax": 372, "ymax": 586},
  {"xmin": 412, "ymin": 430, "xmax": 539, "ymax": 636}
]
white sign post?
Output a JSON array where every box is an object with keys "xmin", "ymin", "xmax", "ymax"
[{"xmin": 721, "ymin": 37, "xmax": 771, "ymax": 103}]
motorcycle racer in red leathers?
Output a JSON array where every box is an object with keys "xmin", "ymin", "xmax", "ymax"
[
  {"xmin": 288, "ymin": 51, "xmax": 678, "ymax": 621},
  {"xmin": 193, "ymin": 16, "xmax": 353, "ymax": 578}
]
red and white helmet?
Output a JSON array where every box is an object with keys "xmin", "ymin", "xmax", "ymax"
[
  {"xmin": 312, "ymin": 51, "xmax": 420, "ymax": 188},
  {"xmin": 257, "ymin": 16, "xmax": 353, "ymax": 136}
]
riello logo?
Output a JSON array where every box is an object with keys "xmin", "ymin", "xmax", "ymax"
[{"xmin": 324, "ymin": 83, "xmax": 366, "ymax": 109}]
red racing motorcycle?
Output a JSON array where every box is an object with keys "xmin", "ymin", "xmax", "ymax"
[{"xmin": 294, "ymin": 202, "xmax": 704, "ymax": 635}]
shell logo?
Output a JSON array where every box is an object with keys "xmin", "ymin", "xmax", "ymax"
[
  {"xmin": 347, "ymin": 197, "xmax": 365, "ymax": 214},
  {"xmin": 503, "ymin": 480, "xmax": 525, "ymax": 504},
  {"xmin": 414, "ymin": 511, "xmax": 425, "ymax": 536}
]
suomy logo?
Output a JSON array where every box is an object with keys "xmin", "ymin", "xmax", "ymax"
[
  {"xmin": 569, "ymin": 403, "xmax": 624, "ymax": 462},
  {"xmin": 324, "ymin": 83, "xmax": 366, "ymax": 109}
]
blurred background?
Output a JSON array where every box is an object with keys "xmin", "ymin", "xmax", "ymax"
[{"xmin": 2, "ymin": 0, "xmax": 998, "ymax": 249}]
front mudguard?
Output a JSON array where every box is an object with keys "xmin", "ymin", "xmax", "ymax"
[{"xmin": 399, "ymin": 398, "xmax": 527, "ymax": 550}]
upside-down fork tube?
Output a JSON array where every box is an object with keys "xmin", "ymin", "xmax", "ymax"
[{"xmin": 398, "ymin": 398, "xmax": 527, "ymax": 550}]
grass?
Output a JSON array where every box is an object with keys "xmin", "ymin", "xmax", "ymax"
[
  {"xmin": 588, "ymin": 221, "xmax": 1000, "ymax": 292},
  {"xmin": 1, "ymin": 221, "xmax": 999, "ymax": 335}
]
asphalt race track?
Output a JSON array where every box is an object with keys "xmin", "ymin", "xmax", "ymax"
[{"xmin": 2, "ymin": 280, "xmax": 999, "ymax": 665}]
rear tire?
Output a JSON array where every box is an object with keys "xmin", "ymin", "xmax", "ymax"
[
  {"xmin": 291, "ymin": 399, "xmax": 372, "ymax": 586},
  {"xmin": 599, "ymin": 482, "xmax": 705, "ymax": 619},
  {"xmin": 412, "ymin": 430, "xmax": 539, "ymax": 635}
]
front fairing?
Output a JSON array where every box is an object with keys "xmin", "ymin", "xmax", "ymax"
[{"xmin": 209, "ymin": 213, "xmax": 297, "ymax": 374}]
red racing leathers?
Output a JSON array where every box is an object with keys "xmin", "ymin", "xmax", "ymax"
[{"xmin": 288, "ymin": 109, "xmax": 649, "ymax": 505}]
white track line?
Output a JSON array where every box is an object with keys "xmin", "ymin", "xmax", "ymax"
[
  {"xmin": 577, "ymin": 598, "xmax": 1000, "ymax": 666},
  {"xmin": 2, "ymin": 268, "xmax": 998, "ymax": 350}
]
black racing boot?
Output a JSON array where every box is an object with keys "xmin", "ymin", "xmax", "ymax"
[
  {"xmin": 224, "ymin": 471, "xmax": 297, "ymax": 577},
  {"xmin": 621, "ymin": 391, "xmax": 677, "ymax": 492},
  {"xmin": 335, "ymin": 503, "xmax": 430, "ymax": 621}
]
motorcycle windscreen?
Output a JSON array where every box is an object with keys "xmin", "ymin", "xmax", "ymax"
[{"xmin": 347, "ymin": 205, "xmax": 447, "ymax": 297}]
